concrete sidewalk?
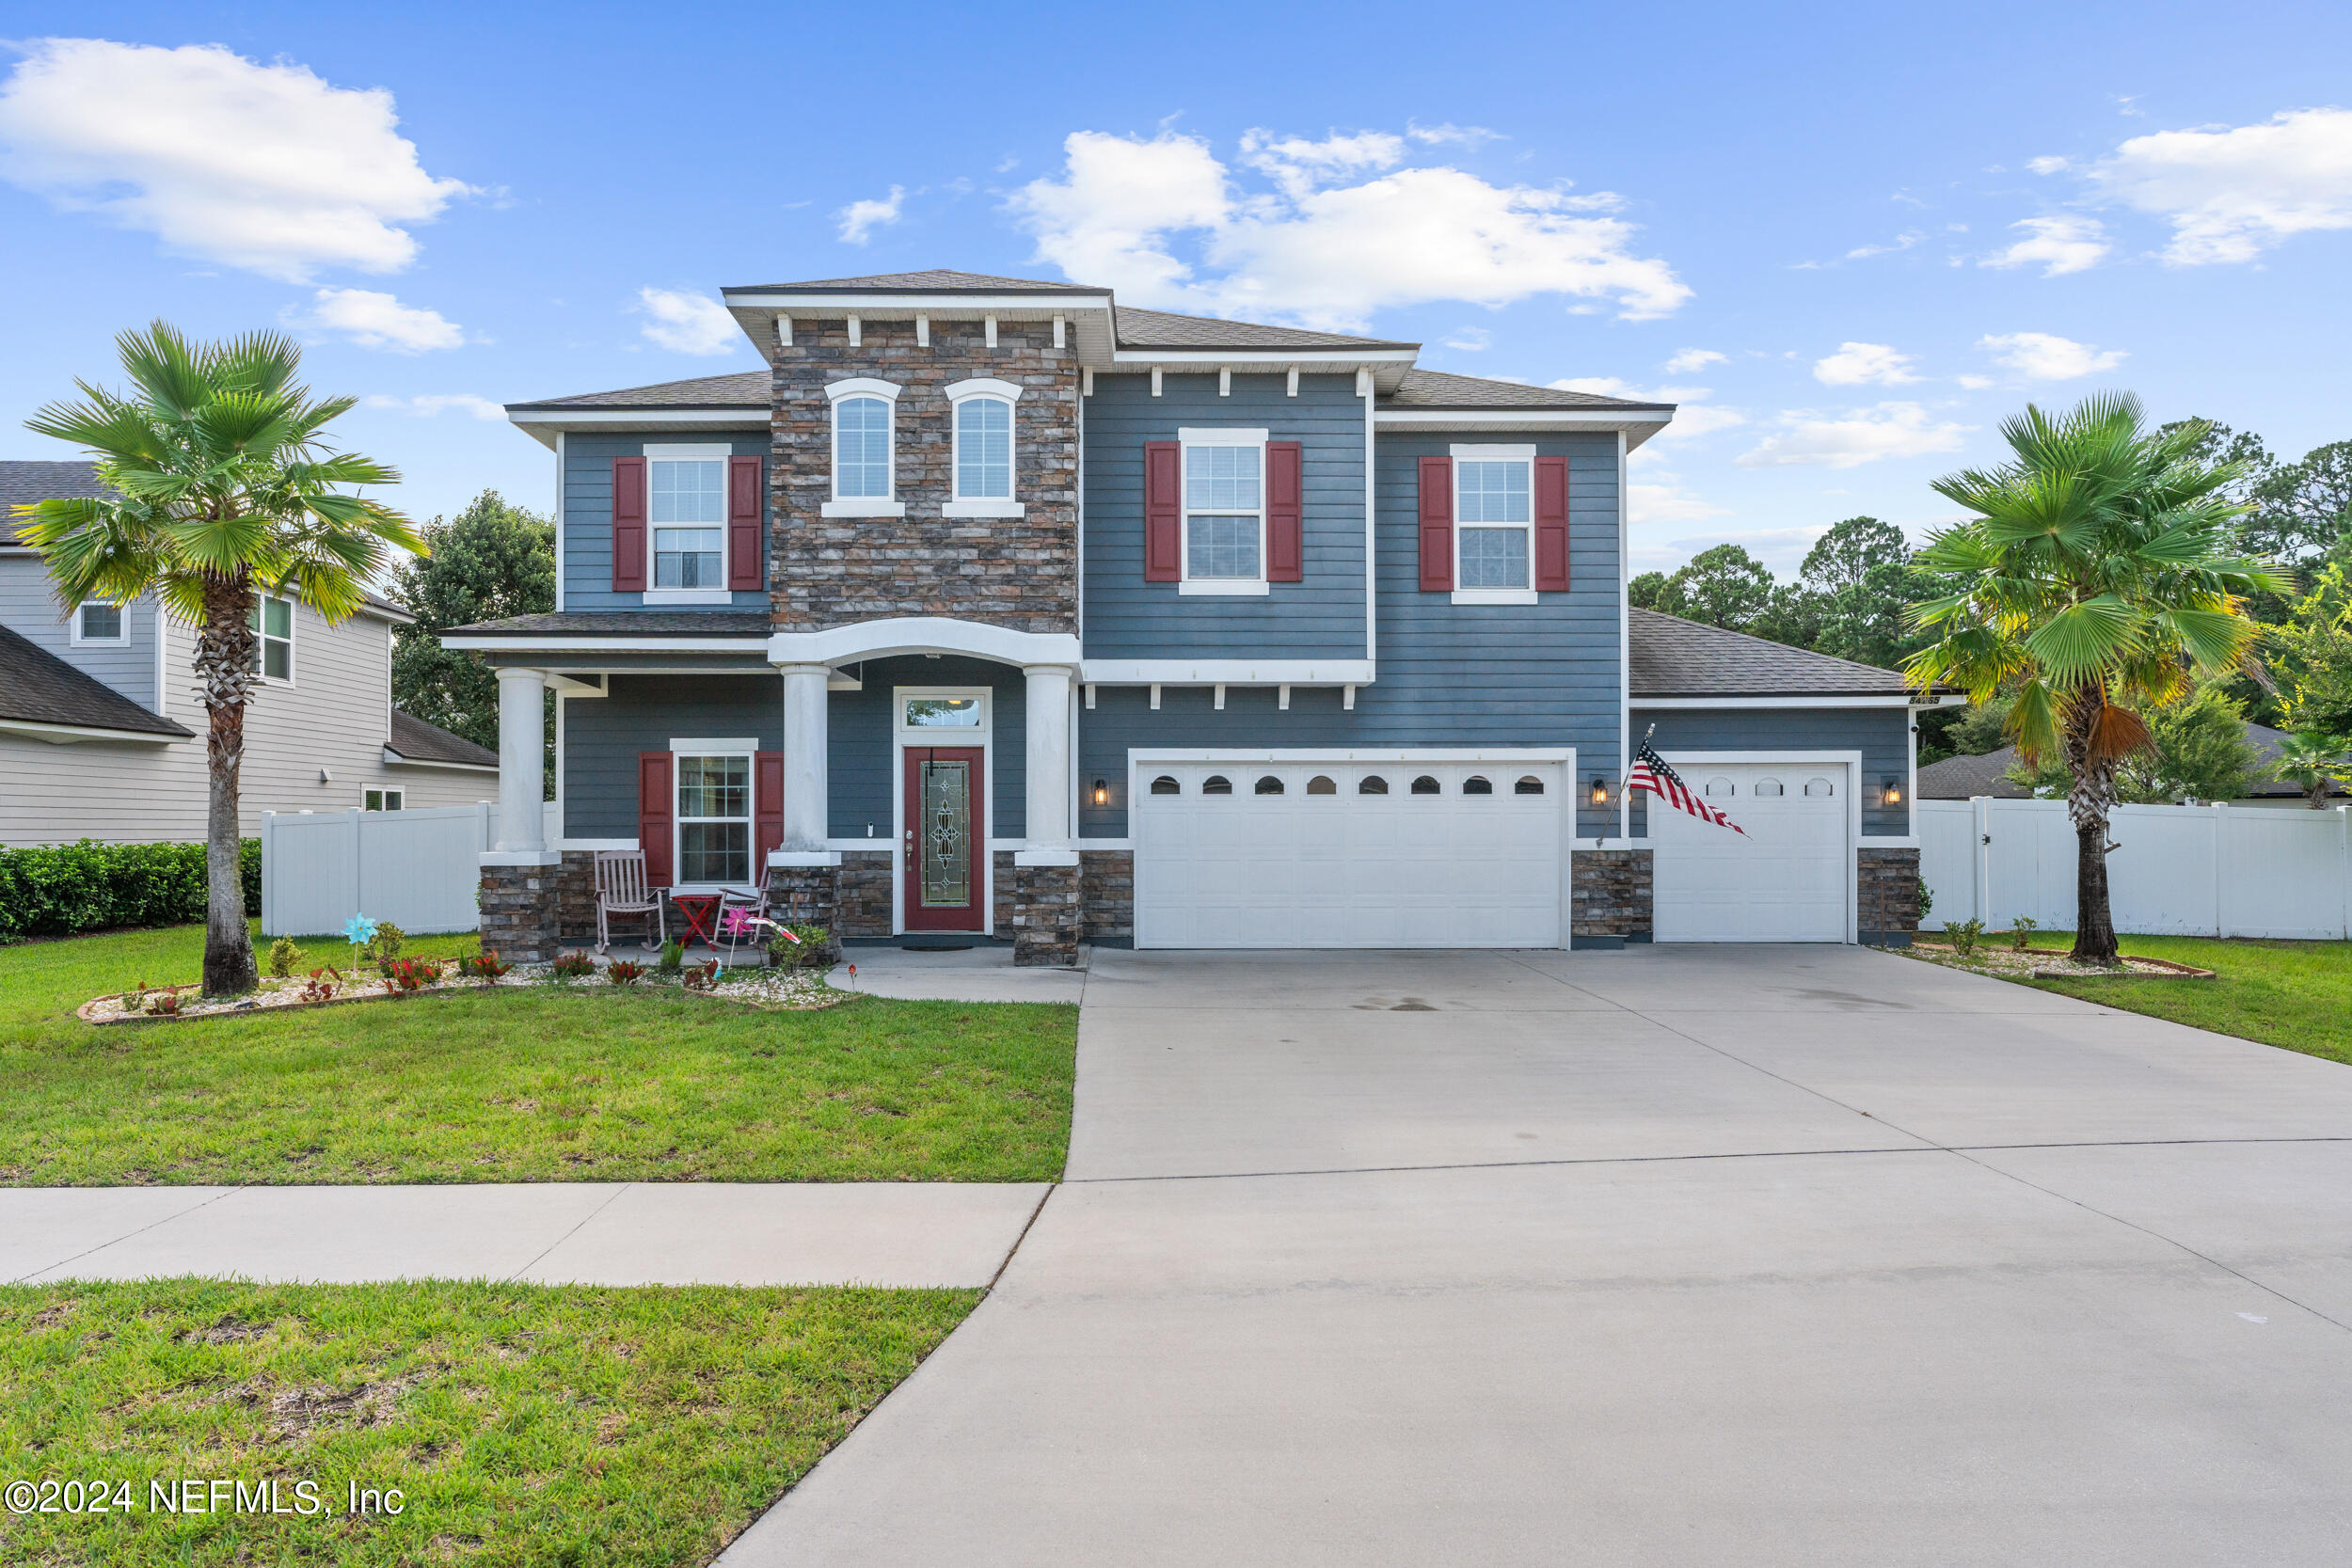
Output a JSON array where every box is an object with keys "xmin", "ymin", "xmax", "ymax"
[
  {"xmin": 827, "ymin": 943, "xmax": 1090, "ymax": 1004},
  {"xmin": 5, "ymin": 1181, "xmax": 1048, "ymax": 1289}
]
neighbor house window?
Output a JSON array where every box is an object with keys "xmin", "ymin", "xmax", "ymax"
[
  {"xmin": 249, "ymin": 596, "xmax": 293, "ymax": 681},
  {"xmin": 1180, "ymin": 429, "xmax": 1268, "ymax": 594},
  {"xmin": 72, "ymin": 601, "xmax": 126, "ymax": 645},
  {"xmin": 675, "ymin": 754, "xmax": 752, "ymax": 885},
  {"xmin": 649, "ymin": 455, "xmax": 725, "ymax": 589},
  {"xmin": 364, "ymin": 788, "xmax": 404, "ymax": 811},
  {"xmin": 1455, "ymin": 458, "xmax": 1532, "ymax": 591}
]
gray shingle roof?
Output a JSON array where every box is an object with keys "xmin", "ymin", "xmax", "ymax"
[
  {"xmin": 730, "ymin": 270, "xmax": 1111, "ymax": 294},
  {"xmin": 1112, "ymin": 305, "xmax": 1414, "ymax": 351},
  {"xmin": 1384, "ymin": 370, "xmax": 1673, "ymax": 411},
  {"xmin": 388, "ymin": 708, "xmax": 498, "ymax": 768},
  {"xmin": 446, "ymin": 611, "xmax": 772, "ymax": 637},
  {"xmin": 0, "ymin": 460, "xmax": 109, "ymax": 510},
  {"xmin": 507, "ymin": 372, "xmax": 770, "ymax": 412},
  {"xmin": 1629, "ymin": 609, "xmax": 1924, "ymax": 697},
  {"xmin": 0, "ymin": 625, "xmax": 191, "ymax": 737}
]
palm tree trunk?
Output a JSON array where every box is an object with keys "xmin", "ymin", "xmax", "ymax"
[
  {"xmin": 2061, "ymin": 691, "xmax": 2122, "ymax": 966},
  {"xmin": 2073, "ymin": 815, "xmax": 2120, "ymax": 963},
  {"xmin": 197, "ymin": 574, "xmax": 260, "ymax": 996}
]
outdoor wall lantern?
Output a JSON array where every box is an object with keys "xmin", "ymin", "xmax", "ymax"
[
  {"xmin": 1091, "ymin": 779, "xmax": 1109, "ymax": 807},
  {"xmin": 1883, "ymin": 776, "xmax": 1903, "ymax": 806},
  {"xmin": 1590, "ymin": 776, "xmax": 1610, "ymax": 806}
]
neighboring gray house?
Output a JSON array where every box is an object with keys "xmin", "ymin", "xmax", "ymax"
[
  {"xmin": 443, "ymin": 270, "xmax": 1955, "ymax": 963},
  {"xmin": 1918, "ymin": 721, "xmax": 2344, "ymax": 808},
  {"xmin": 2, "ymin": 460, "xmax": 499, "ymax": 847}
]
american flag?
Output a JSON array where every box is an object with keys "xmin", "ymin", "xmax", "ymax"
[{"xmin": 1628, "ymin": 740, "xmax": 1745, "ymax": 835}]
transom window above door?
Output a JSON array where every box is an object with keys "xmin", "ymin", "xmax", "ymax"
[
  {"xmin": 904, "ymin": 697, "xmax": 981, "ymax": 728},
  {"xmin": 1181, "ymin": 429, "xmax": 1266, "ymax": 594}
]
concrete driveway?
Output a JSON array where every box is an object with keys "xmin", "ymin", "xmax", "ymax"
[{"xmin": 726, "ymin": 945, "xmax": 2352, "ymax": 1566}]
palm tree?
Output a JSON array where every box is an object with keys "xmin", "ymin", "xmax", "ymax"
[
  {"xmin": 1908, "ymin": 393, "xmax": 2285, "ymax": 964},
  {"xmin": 13, "ymin": 324, "xmax": 422, "ymax": 994},
  {"xmin": 2270, "ymin": 729, "xmax": 2352, "ymax": 808}
]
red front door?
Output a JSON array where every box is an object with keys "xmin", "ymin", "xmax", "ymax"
[{"xmin": 903, "ymin": 746, "xmax": 986, "ymax": 931}]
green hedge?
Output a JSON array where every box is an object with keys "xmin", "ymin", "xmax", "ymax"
[{"xmin": 0, "ymin": 839, "xmax": 261, "ymax": 944}]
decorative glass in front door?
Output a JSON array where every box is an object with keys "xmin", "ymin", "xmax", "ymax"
[{"xmin": 918, "ymin": 759, "xmax": 973, "ymax": 907}]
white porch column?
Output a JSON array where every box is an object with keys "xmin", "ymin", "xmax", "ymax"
[
  {"xmin": 779, "ymin": 663, "xmax": 832, "ymax": 852},
  {"xmin": 1022, "ymin": 663, "xmax": 1074, "ymax": 851},
  {"xmin": 493, "ymin": 667, "xmax": 547, "ymax": 852}
]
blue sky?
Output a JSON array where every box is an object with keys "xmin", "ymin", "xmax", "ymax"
[{"xmin": 3, "ymin": 0, "xmax": 2349, "ymax": 577}]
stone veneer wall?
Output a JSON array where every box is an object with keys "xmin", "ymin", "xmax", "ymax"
[
  {"xmin": 556, "ymin": 851, "xmax": 597, "ymax": 944},
  {"xmin": 766, "ymin": 863, "xmax": 838, "ymax": 934},
  {"xmin": 1856, "ymin": 846, "xmax": 1921, "ymax": 945},
  {"xmin": 834, "ymin": 851, "xmax": 893, "ymax": 938},
  {"xmin": 1080, "ymin": 849, "xmax": 1134, "ymax": 943},
  {"xmin": 480, "ymin": 862, "xmax": 561, "ymax": 965},
  {"xmin": 1570, "ymin": 849, "xmax": 1653, "ymax": 947},
  {"xmin": 992, "ymin": 849, "xmax": 1014, "ymax": 933},
  {"xmin": 768, "ymin": 318, "xmax": 1078, "ymax": 633},
  {"xmin": 1011, "ymin": 862, "xmax": 1081, "ymax": 966}
]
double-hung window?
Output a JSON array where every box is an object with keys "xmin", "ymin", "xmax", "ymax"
[
  {"xmin": 1452, "ymin": 445, "xmax": 1535, "ymax": 605},
  {"xmin": 249, "ymin": 596, "xmax": 293, "ymax": 681},
  {"xmin": 72, "ymin": 601, "xmax": 126, "ymax": 645},
  {"xmin": 823, "ymin": 378, "xmax": 905, "ymax": 517},
  {"xmin": 945, "ymin": 378, "xmax": 1025, "ymax": 518},
  {"xmin": 1179, "ymin": 428, "xmax": 1269, "ymax": 596},
  {"xmin": 363, "ymin": 788, "xmax": 404, "ymax": 812},
  {"xmin": 675, "ymin": 752, "xmax": 753, "ymax": 886},
  {"xmin": 646, "ymin": 449, "xmax": 726, "ymax": 594}
]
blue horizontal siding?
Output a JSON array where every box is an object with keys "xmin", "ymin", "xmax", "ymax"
[
  {"xmin": 564, "ymin": 432, "xmax": 771, "ymax": 613},
  {"xmin": 1629, "ymin": 705, "xmax": 1912, "ymax": 837}
]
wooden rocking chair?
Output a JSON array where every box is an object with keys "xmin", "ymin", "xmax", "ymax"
[{"xmin": 594, "ymin": 850, "xmax": 665, "ymax": 954}]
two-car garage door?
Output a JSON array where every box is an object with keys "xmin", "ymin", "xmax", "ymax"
[
  {"xmin": 1649, "ymin": 762, "xmax": 1850, "ymax": 942},
  {"xmin": 1134, "ymin": 760, "xmax": 1565, "ymax": 948}
]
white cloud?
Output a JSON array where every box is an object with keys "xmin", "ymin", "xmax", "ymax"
[
  {"xmin": 1955, "ymin": 373, "xmax": 1994, "ymax": 390},
  {"xmin": 1009, "ymin": 129, "xmax": 1690, "ymax": 329},
  {"xmin": 1978, "ymin": 331, "xmax": 2127, "ymax": 380},
  {"xmin": 287, "ymin": 288, "xmax": 464, "ymax": 353},
  {"xmin": 1737, "ymin": 403, "xmax": 1973, "ymax": 469},
  {"xmin": 1443, "ymin": 326, "xmax": 1490, "ymax": 352},
  {"xmin": 1813, "ymin": 341, "xmax": 1918, "ymax": 387},
  {"xmin": 635, "ymin": 288, "xmax": 739, "ymax": 356},
  {"xmin": 0, "ymin": 39, "xmax": 469, "ymax": 282},
  {"xmin": 2088, "ymin": 107, "xmax": 2352, "ymax": 264},
  {"xmin": 1551, "ymin": 378, "xmax": 1746, "ymax": 440},
  {"xmin": 1979, "ymin": 214, "xmax": 2111, "ymax": 276},
  {"xmin": 836, "ymin": 184, "xmax": 905, "ymax": 245},
  {"xmin": 1406, "ymin": 121, "xmax": 1502, "ymax": 149},
  {"xmin": 1664, "ymin": 348, "xmax": 1726, "ymax": 373},
  {"xmin": 1845, "ymin": 230, "xmax": 1922, "ymax": 260},
  {"xmin": 360, "ymin": 392, "xmax": 503, "ymax": 420},
  {"xmin": 2026, "ymin": 155, "xmax": 2072, "ymax": 175},
  {"xmin": 1628, "ymin": 471, "xmax": 1727, "ymax": 525}
]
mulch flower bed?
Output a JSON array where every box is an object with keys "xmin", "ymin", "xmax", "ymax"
[
  {"xmin": 78, "ymin": 955, "xmax": 844, "ymax": 1025},
  {"xmin": 1905, "ymin": 942, "xmax": 2217, "ymax": 980}
]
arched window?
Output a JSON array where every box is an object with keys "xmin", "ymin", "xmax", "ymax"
[
  {"xmin": 833, "ymin": 396, "xmax": 893, "ymax": 499},
  {"xmin": 1411, "ymin": 775, "xmax": 1441, "ymax": 795},
  {"xmin": 1705, "ymin": 777, "xmax": 1735, "ymax": 797},
  {"xmin": 1359, "ymin": 775, "xmax": 1389, "ymax": 795},
  {"xmin": 1515, "ymin": 775, "xmax": 1545, "ymax": 795},
  {"xmin": 1150, "ymin": 775, "xmax": 1181, "ymax": 795},
  {"xmin": 1462, "ymin": 775, "xmax": 1493, "ymax": 795},
  {"xmin": 1254, "ymin": 775, "xmax": 1284, "ymax": 795},
  {"xmin": 1804, "ymin": 777, "xmax": 1836, "ymax": 798},
  {"xmin": 1201, "ymin": 774, "xmax": 1233, "ymax": 795},
  {"xmin": 1307, "ymin": 775, "xmax": 1337, "ymax": 795},
  {"xmin": 1755, "ymin": 777, "xmax": 1785, "ymax": 798},
  {"xmin": 945, "ymin": 379, "xmax": 1024, "ymax": 515}
]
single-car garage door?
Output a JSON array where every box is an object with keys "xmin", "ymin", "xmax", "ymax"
[
  {"xmin": 1134, "ymin": 759, "xmax": 1565, "ymax": 948},
  {"xmin": 1651, "ymin": 762, "xmax": 1850, "ymax": 942}
]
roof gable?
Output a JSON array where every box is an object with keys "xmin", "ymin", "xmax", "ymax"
[
  {"xmin": 0, "ymin": 624, "xmax": 190, "ymax": 737},
  {"xmin": 730, "ymin": 269, "xmax": 1107, "ymax": 293},
  {"xmin": 1629, "ymin": 609, "xmax": 1921, "ymax": 698}
]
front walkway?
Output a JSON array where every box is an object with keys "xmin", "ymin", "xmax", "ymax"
[{"xmin": 723, "ymin": 943, "xmax": 2352, "ymax": 1566}]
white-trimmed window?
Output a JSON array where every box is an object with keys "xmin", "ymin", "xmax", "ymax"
[
  {"xmin": 1179, "ymin": 427, "xmax": 1270, "ymax": 596},
  {"xmin": 72, "ymin": 600, "xmax": 127, "ymax": 646},
  {"xmin": 249, "ymin": 596, "xmax": 294, "ymax": 682},
  {"xmin": 364, "ymin": 788, "xmax": 404, "ymax": 811},
  {"xmin": 1452, "ymin": 443, "xmax": 1535, "ymax": 605},
  {"xmin": 675, "ymin": 749, "xmax": 754, "ymax": 886},
  {"xmin": 945, "ymin": 377, "xmax": 1025, "ymax": 518},
  {"xmin": 823, "ymin": 378, "xmax": 905, "ymax": 518},
  {"xmin": 644, "ymin": 443, "xmax": 730, "ymax": 602}
]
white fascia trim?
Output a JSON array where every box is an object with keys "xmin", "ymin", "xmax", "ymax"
[
  {"xmin": 509, "ymin": 408, "xmax": 765, "ymax": 426},
  {"xmin": 643, "ymin": 588, "xmax": 734, "ymax": 605},
  {"xmin": 1133, "ymin": 747, "xmax": 1574, "ymax": 763},
  {"xmin": 557, "ymin": 837, "xmax": 640, "ymax": 851},
  {"xmin": 439, "ymin": 637, "xmax": 771, "ymax": 653},
  {"xmin": 381, "ymin": 749, "xmax": 500, "ymax": 772},
  {"xmin": 944, "ymin": 377, "xmax": 1024, "ymax": 403},
  {"xmin": 943, "ymin": 499, "xmax": 1025, "ymax": 519},
  {"xmin": 819, "ymin": 499, "xmax": 906, "ymax": 518},
  {"xmin": 1082, "ymin": 659, "xmax": 1375, "ymax": 685},
  {"xmin": 725, "ymin": 292, "xmax": 1113, "ymax": 313},
  {"xmin": 1378, "ymin": 408, "xmax": 1673, "ymax": 427},
  {"xmin": 1634, "ymin": 694, "xmax": 1918, "ymax": 709},
  {"xmin": 824, "ymin": 376, "xmax": 902, "ymax": 403},
  {"xmin": 768, "ymin": 617, "xmax": 1083, "ymax": 670},
  {"xmin": 671, "ymin": 736, "xmax": 758, "ymax": 752},
  {"xmin": 1178, "ymin": 580, "xmax": 1271, "ymax": 596},
  {"xmin": 1115, "ymin": 349, "xmax": 1417, "ymax": 368},
  {"xmin": 1178, "ymin": 426, "xmax": 1270, "ymax": 445},
  {"xmin": 0, "ymin": 718, "xmax": 183, "ymax": 745}
]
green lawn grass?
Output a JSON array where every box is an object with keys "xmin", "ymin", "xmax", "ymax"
[
  {"xmin": 0, "ymin": 924, "xmax": 1075, "ymax": 1185},
  {"xmin": 1978, "ymin": 929, "xmax": 2352, "ymax": 1067},
  {"xmin": 0, "ymin": 1276, "xmax": 975, "ymax": 1566}
]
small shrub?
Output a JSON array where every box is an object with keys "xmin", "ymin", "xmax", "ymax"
[
  {"xmin": 147, "ymin": 988, "xmax": 183, "ymax": 1017},
  {"xmin": 771, "ymin": 924, "xmax": 834, "ymax": 968},
  {"xmin": 1916, "ymin": 878, "xmax": 1933, "ymax": 924},
  {"xmin": 606, "ymin": 959, "xmax": 647, "ymax": 986},
  {"xmin": 1947, "ymin": 917, "xmax": 1986, "ymax": 958},
  {"xmin": 657, "ymin": 939, "xmax": 685, "ymax": 974},
  {"xmin": 461, "ymin": 951, "xmax": 513, "ymax": 981},
  {"xmin": 300, "ymin": 967, "xmax": 342, "ymax": 1004},
  {"xmin": 382, "ymin": 958, "xmax": 443, "ymax": 994},
  {"xmin": 368, "ymin": 921, "xmax": 406, "ymax": 964},
  {"xmin": 550, "ymin": 952, "xmax": 596, "ymax": 981},
  {"xmin": 267, "ymin": 937, "xmax": 305, "ymax": 978},
  {"xmin": 2010, "ymin": 915, "xmax": 2038, "ymax": 950},
  {"xmin": 681, "ymin": 958, "xmax": 722, "ymax": 990}
]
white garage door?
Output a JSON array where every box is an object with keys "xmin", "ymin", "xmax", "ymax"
[
  {"xmin": 1651, "ymin": 762, "xmax": 1849, "ymax": 942},
  {"xmin": 1134, "ymin": 760, "xmax": 1565, "ymax": 948}
]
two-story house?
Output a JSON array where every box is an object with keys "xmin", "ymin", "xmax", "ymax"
[
  {"xmin": 2, "ymin": 460, "xmax": 499, "ymax": 846},
  {"xmin": 446, "ymin": 270, "xmax": 1934, "ymax": 964}
]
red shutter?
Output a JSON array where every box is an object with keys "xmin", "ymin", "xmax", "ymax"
[
  {"xmin": 1144, "ymin": 440, "xmax": 1181, "ymax": 582},
  {"xmin": 637, "ymin": 752, "xmax": 674, "ymax": 886},
  {"xmin": 755, "ymin": 750, "xmax": 784, "ymax": 870},
  {"xmin": 726, "ymin": 455, "xmax": 764, "ymax": 592},
  {"xmin": 1417, "ymin": 456, "xmax": 1454, "ymax": 592},
  {"xmin": 612, "ymin": 457, "xmax": 647, "ymax": 593},
  {"xmin": 1265, "ymin": 441, "xmax": 1303, "ymax": 583},
  {"xmin": 1534, "ymin": 454, "xmax": 1571, "ymax": 593}
]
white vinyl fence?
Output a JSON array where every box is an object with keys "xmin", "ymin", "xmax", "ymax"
[
  {"xmin": 260, "ymin": 803, "xmax": 499, "ymax": 937},
  {"xmin": 1920, "ymin": 797, "xmax": 2352, "ymax": 940}
]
